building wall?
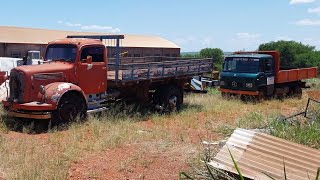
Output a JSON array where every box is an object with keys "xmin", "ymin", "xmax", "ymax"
[
  {"xmin": 0, "ymin": 43, "xmax": 4, "ymax": 57},
  {"xmin": 1, "ymin": 43, "xmax": 47, "ymax": 58}
]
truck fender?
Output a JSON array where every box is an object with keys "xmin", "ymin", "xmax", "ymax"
[{"xmin": 38, "ymin": 82, "xmax": 87, "ymax": 108}]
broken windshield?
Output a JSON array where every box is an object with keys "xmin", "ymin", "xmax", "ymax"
[
  {"xmin": 223, "ymin": 57, "xmax": 260, "ymax": 73},
  {"xmin": 45, "ymin": 44, "xmax": 77, "ymax": 62}
]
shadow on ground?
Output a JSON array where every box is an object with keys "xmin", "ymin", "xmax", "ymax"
[{"xmin": 1, "ymin": 101, "xmax": 204, "ymax": 134}]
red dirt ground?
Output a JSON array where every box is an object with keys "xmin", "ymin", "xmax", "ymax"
[
  {"xmin": 68, "ymin": 143, "xmax": 196, "ymax": 180},
  {"xmin": 68, "ymin": 117, "xmax": 221, "ymax": 180},
  {"xmin": 1, "ymin": 97, "xmax": 307, "ymax": 179}
]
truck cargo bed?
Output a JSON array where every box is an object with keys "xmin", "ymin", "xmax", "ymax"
[
  {"xmin": 276, "ymin": 67, "xmax": 318, "ymax": 83},
  {"xmin": 107, "ymin": 57, "xmax": 212, "ymax": 84}
]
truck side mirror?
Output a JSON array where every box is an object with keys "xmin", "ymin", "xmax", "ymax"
[{"xmin": 86, "ymin": 56, "xmax": 92, "ymax": 64}]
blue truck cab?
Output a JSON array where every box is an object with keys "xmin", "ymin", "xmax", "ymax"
[{"xmin": 219, "ymin": 54, "xmax": 275, "ymax": 98}]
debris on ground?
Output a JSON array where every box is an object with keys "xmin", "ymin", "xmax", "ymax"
[{"xmin": 209, "ymin": 128, "xmax": 320, "ymax": 180}]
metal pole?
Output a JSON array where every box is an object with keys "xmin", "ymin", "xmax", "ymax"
[{"xmin": 115, "ymin": 38, "xmax": 120, "ymax": 82}]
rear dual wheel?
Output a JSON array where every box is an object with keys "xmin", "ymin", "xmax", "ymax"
[
  {"xmin": 293, "ymin": 86, "xmax": 302, "ymax": 99},
  {"xmin": 154, "ymin": 85, "xmax": 183, "ymax": 113}
]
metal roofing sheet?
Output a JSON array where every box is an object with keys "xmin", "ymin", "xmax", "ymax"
[
  {"xmin": 0, "ymin": 26, "xmax": 180, "ymax": 49},
  {"xmin": 209, "ymin": 128, "xmax": 320, "ymax": 180}
]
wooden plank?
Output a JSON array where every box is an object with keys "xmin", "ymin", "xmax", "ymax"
[{"xmin": 106, "ymin": 57, "xmax": 212, "ymax": 82}]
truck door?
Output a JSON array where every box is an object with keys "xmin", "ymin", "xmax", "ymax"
[
  {"xmin": 77, "ymin": 46, "xmax": 107, "ymax": 94},
  {"xmin": 264, "ymin": 58, "xmax": 275, "ymax": 96}
]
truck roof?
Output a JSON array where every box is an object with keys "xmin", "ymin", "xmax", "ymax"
[
  {"xmin": 48, "ymin": 38, "xmax": 104, "ymax": 47},
  {"xmin": 227, "ymin": 54, "xmax": 272, "ymax": 59}
]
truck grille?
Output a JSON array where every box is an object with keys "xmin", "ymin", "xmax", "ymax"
[{"xmin": 9, "ymin": 71, "xmax": 24, "ymax": 103}]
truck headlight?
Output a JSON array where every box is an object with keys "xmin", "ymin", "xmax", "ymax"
[
  {"xmin": 246, "ymin": 83, "xmax": 253, "ymax": 88},
  {"xmin": 220, "ymin": 81, "xmax": 225, "ymax": 86},
  {"xmin": 39, "ymin": 85, "xmax": 46, "ymax": 95}
]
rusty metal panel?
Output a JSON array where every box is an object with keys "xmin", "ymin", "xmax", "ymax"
[{"xmin": 209, "ymin": 128, "xmax": 320, "ymax": 180}]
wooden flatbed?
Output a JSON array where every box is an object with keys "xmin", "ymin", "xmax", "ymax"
[{"xmin": 107, "ymin": 57, "xmax": 212, "ymax": 87}]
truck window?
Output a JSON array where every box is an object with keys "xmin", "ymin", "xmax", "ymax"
[
  {"xmin": 45, "ymin": 44, "xmax": 77, "ymax": 62},
  {"xmin": 264, "ymin": 58, "xmax": 273, "ymax": 73},
  {"xmin": 81, "ymin": 47, "xmax": 104, "ymax": 62},
  {"xmin": 223, "ymin": 57, "xmax": 260, "ymax": 73}
]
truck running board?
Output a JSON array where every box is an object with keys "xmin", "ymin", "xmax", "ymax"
[{"xmin": 87, "ymin": 107, "xmax": 109, "ymax": 114}]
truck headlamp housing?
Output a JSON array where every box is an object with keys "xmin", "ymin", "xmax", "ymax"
[
  {"xmin": 220, "ymin": 81, "xmax": 225, "ymax": 86},
  {"xmin": 39, "ymin": 85, "xmax": 46, "ymax": 95},
  {"xmin": 245, "ymin": 83, "xmax": 253, "ymax": 88}
]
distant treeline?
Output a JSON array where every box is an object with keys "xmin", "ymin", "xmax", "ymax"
[{"xmin": 181, "ymin": 41, "xmax": 320, "ymax": 71}]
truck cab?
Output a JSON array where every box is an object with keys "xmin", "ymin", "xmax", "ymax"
[
  {"xmin": 219, "ymin": 51, "xmax": 318, "ymax": 100},
  {"xmin": 220, "ymin": 54, "xmax": 275, "ymax": 97}
]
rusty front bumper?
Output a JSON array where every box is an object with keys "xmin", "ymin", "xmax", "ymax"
[
  {"xmin": 3, "ymin": 100, "xmax": 54, "ymax": 120},
  {"xmin": 7, "ymin": 111, "xmax": 52, "ymax": 119}
]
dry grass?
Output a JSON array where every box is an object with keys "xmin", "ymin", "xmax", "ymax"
[{"xmin": 0, "ymin": 81, "xmax": 315, "ymax": 179}]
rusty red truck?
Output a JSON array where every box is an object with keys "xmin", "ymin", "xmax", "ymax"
[
  {"xmin": 219, "ymin": 51, "xmax": 318, "ymax": 100},
  {"xmin": 2, "ymin": 35, "xmax": 212, "ymax": 124}
]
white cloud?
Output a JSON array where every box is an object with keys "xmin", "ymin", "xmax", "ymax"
[
  {"xmin": 57, "ymin": 21, "xmax": 120, "ymax": 33},
  {"xmin": 302, "ymin": 38, "xmax": 320, "ymax": 49},
  {"xmin": 81, "ymin": 25, "xmax": 112, "ymax": 30},
  {"xmin": 225, "ymin": 33, "xmax": 262, "ymax": 51},
  {"xmin": 308, "ymin": 7, "xmax": 320, "ymax": 14},
  {"xmin": 294, "ymin": 19, "xmax": 320, "ymax": 26},
  {"xmin": 65, "ymin": 22, "xmax": 82, "ymax": 27},
  {"xmin": 111, "ymin": 28, "xmax": 121, "ymax": 33},
  {"xmin": 173, "ymin": 36, "xmax": 216, "ymax": 51},
  {"xmin": 289, "ymin": 0, "xmax": 315, "ymax": 5},
  {"xmin": 235, "ymin": 33, "xmax": 260, "ymax": 40},
  {"xmin": 202, "ymin": 37, "xmax": 213, "ymax": 47},
  {"xmin": 275, "ymin": 36, "xmax": 293, "ymax": 41}
]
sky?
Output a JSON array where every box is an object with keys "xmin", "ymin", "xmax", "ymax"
[{"xmin": 0, "ymin": 0, "xmax": 319, "ymax": 52}]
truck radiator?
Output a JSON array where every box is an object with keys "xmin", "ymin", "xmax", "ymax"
[{"xmin": 9, "ymin": 71, "xmax": 24, "ymax": 103}]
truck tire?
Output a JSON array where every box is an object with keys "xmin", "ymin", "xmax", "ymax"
[
  {"xmin": 221, "ymin": 92, "xmax": 230, "ymax": 99},
  {"xmin": 52, "ymin": 93, "xmax": 86, "ymax": 125},
  {"xmin": 293, "ymin": 86, "xmax": 302, "ymax": 99},
  {"xmin": 257, "ymin": 90, "xmax": 266, "ymax": 102},
  {"xmin": 157, "ymin": 85, "xmax": 182, "ymax": 113}
]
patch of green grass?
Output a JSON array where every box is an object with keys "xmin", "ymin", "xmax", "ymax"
[
  {"xmin": 306, "ymin": 78, "xmax": 320, "ymax": 90},
  {"xmin": 216, "ymin": 125, "xmax": 234, "ymax": 137},
  {"xmin": 237, "ymin": 111, "xmax": 273, "ymax": 129},
  {"xmin": 269, "ymin": 118, "xmax": 320, "ymax": 149}
]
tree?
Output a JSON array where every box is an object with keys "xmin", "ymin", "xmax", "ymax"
[
  {"xmin": 180, "ymin": 53, "xmax": 200, "ymax": 58},
  {"xmin": 258, "ymin": 41, "xmax": 316, "ymax": 68},
  {"xmin": 199, "ymin": 48, "xmax": 224, "ymax": 70}
]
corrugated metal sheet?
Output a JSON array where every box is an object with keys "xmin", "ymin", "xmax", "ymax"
[
  {"xmin": 209, "ymin": 128, "xmax": 320, "ymax": 180},
  {"xmin": 0, "ymin": 26, "xmax": 180, "ymax": 49}
]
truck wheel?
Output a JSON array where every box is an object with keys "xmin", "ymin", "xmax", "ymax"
[
  {"xmin": 221, "ymin": 92, "xmax": 231, "ymax": 99},
  {"xmin": 257, "ymin": 90, "xmax": 266, "ymax": 102},
  {"xmin": 157, "ymin": 86, "xmax": 182, "ymax": 113},
  {"xmin": 52, "ymin": 93, "xmax": 86, "ymax": 125},
  {"xmin": 293, "ymin": 86, "xmax": 302, "ymax": 99}
]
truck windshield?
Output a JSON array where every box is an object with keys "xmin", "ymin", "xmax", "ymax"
[
  {"xmin": 223, "ymin": 57, "xmax": 260, "ymax": 73},
  {"xmin": 45, "ymin": 44, "xmax": 77, "ymax": 62}
]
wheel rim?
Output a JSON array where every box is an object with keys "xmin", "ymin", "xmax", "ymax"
[
  {"xmin": 168, "ymin": 96, "xmax": 177, "ymax": 110},
  {"xmin": 59, "ymin": 102, "xmax": 78, "ymax": 122}
]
